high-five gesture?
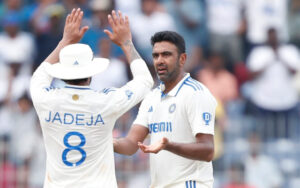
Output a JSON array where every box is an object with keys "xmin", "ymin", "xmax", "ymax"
[
  {"xmin": 104, "ymin": 10, "xmax": 140, "ymax": 63},
  {"xmin": 44, "ymin": 8, "xmax": 89, "ymax": 64},
  {"xmin": 62, "ymin": 8, "xmax": 89, "ymax": 44},
  {"xmin": 104, "ymin": 10, "xmax": 132, "ymax": 47}
]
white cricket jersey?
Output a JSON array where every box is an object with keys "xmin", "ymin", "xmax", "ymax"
[
  {"xmin": 30, "ymin": 59, "xmax": 153, "ymax": 188},
  {"xmin": 134, "ymin": 73, "xmax": 217, "ymax": 188}
]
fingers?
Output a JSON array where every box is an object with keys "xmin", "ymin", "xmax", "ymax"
[
  {"xmin": 69, "ymin": 8, "xmax": 76, "ymax": 23},
  {"xmin": 103, "ymin": 29, "xmax": 113, "ymax": 39},
  {"xmin": 107, "ymin": 14, "xmax": 115, "ymax": 28},
  {"xmin": 118, "ymin": 10, "xmax": 124, "ymax": 25},
  {"xmin": 111, "ymin": 10, "xmax": 118, "ymax": 26},
  {"xmin": 125, "ymin": 15, "xmax": 129, "ymax": 27},
  {"xmin": 108, "ymin": 10, "xmax": 127, "ymax": 27},
  {"xmin": 73, "ymin": 8, "xmax": 82, "ymax": 24},
  {"xmin": 138, "ymin": 142, "xmax": 147, "ymax": 152},
  {"xmin": 80, "ymin": 26, "xmax": 89, "ymax": 38}
]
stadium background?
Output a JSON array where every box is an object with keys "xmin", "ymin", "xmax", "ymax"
[{"xmin": 0, "ymin": 0, "xmax": 300, "ymax": 187}]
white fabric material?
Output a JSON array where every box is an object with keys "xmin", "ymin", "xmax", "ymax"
[
  {"xmin": 134, "ymin": 74, "xmax": 217, "ymax": 188},
  {"xmin": 245, "ymin": 155, "xmax": 283, "ymax": 188},
  {"xmin": 245, "ymin": 0, "xmax": 288, "ymax": 43},
  {"xmin": 130, "ymin": 11, "xmax": 175, "ymax": 62},
  {"xmin": 46, "ymin": 44, "xmax": 110, "ymax": 80},
  {"xmin": 30, "ymin": 59, "xmax": 153, "ymax": 188},
  {"xmin": 90, "ymin": 57, "xmax": 128, "ymax": 91},
  {"xmin": 247, "ymin": 45, "xmax": 300, "ymax": 110},
  {"xmin": 0, "ymin": 32, "xmax": 35, "ymax": 64},
  {"xmin": 207, "ymin": 0, "xmax": 244, "ymax": 35}
]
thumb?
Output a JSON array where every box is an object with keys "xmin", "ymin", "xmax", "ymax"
[
  {"xmin": 104, "ymin": 29, "xmax": 113, "ymax": 39},
  {"xmin": 80, "ymin": 26, "xmax": 89, "ymax": 37},
  {"xmin": 162, "ymin": 137, "xmax": 168, "ymax": 144}
]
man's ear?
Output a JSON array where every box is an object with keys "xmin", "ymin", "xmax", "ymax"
[{"xmin": 179, "ymin": 53, "xmax": 187, "ymax": 67}]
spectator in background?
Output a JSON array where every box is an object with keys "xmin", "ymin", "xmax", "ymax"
[
  {"xmin": 27, "ymin": 123, "xmax": 46, "ymax": 188},
  {"xmin": 0, "ymin": 12, "xmax": 35, "ymax": 103},
  {"xmin": 8, "ymin": 94, "xmax": 37, "ymax": 188},
  {"xmin": 62, "ymin": 0, "xmax": 92, "ymax": 18},
  {"xmin": 33, "ymin": 3, "xmax": 65, "ymax": 71},
  {"xmin": 130, "ymin": 0, "xmax": 175, "ymax": 66},
  {"xmin": 29, "ymin": 0, "xmax": 61, "ymax": 34},
  {"xmin": 90, "ymin": 37, "xmax": 128, "ymax": 91},
  {"xmin": 0, "ymin": 0, "xmax": 23, "ymax": 30},
  {"xmin": 197, "ymin": 52, "xmax": 239, "ymax": 108},
  {"xmin": 0, "ymin": 136, "xmax": 17, "ymax": 188},
  {"xmin": 206, "ymin": 0, "xmax": 246, "ymax": 72},
  {"xmin": 81, "ymin": 0, "xmax": 123, "ymax": 58},
  {"xmin": 244, "ymin": 0, "xmax": 289, "ymax": 51},
  {"xmin": 162, "ymin": 0, "xmax": 207, "ymax": 73},
  {"xmin": 244, "ymin": 133, "xmax": 283, "ymax": 188},
  {"xmin": 245, "ymin": 28, "xmax": 300, "ymax": 139},
  {"xmin": 288, "ymin": 0, "xmax": 300, "ymax": 48},
  {"xmin": 223, "ymin": 162, "xmax": 254, "ymax": 188},
  {"xmin": 115, "ymin": 0, "xmax": 140, "ymax": 19}
]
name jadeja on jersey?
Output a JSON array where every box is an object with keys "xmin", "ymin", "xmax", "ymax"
[{"xmin": 45, "ymin": 111, "xmax": 105, "ymax": 126}]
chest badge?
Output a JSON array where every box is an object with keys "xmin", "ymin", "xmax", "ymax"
[
  {"xmin": 72, "ymin": 94, "xmax": 79, "ymax": 101},
  {"xmin": 169, "ymin": 103, "xmax": 176, "ymax": 113}
]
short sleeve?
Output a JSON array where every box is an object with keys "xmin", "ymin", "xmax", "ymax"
[
  {"xmin": 279, "ymin": 45, "xmax": 300, "ymax": 70},
  {"xmin": 247, "ymin": 46, "xmax": 273, "ymax": 72},
  {"xmin": 132, "ymin": 93, "xmax": 152, "ymax": 128},
  {"xmin": 186, "ymin": 90, "xmax": 217, "ymax": 136}
]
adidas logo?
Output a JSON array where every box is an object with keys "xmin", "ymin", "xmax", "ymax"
[
  {"xmin": 148, "ymin": 106, "xmax": 153, "ymax": 112},
  {"xmin": 73, "ymin": 61, "xmax": 79, "ymax": 65}
]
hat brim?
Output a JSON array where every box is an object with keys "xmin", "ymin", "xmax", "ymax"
[{"xmin": 46, "ymin": 58, "xmax": 110, "ymax": 80}]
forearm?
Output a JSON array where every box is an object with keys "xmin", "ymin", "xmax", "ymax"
[
  {"xmin": 114, "ymin": 138, "xmax": 139, "ymax": 155},
  {"xmin": 120, "ymin": 40, "xmax": 141, "ymax": 64},
  {"xmin": 44, "ymin": 39, "xmax": 72, "ymax": 64},
  {"xmin": 164, "ymin": 141, "xmax": 214, "ymax": 162}
]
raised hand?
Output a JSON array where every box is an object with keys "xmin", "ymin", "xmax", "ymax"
[
  {"xmin": 138, "ymin": 137, "xmax": 169, "ymax": 154},
  {"xmin": 62, "ymin": 8, "xmax": 89, "ymax": 44},
  {"xmin": 44, "ymin": 8, "xmax": 89, "ymax": 64},
  {"xmin": 104, "ymin": 10, "xmax": 132, "ymax": 47}
]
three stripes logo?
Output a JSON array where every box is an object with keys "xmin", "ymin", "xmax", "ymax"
[{"xmin": 185, "ymin": 180, "xmax": 196, "ymax": 188}]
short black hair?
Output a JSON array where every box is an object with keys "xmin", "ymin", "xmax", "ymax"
[
  {"xmin": 151, "ymin": 31, "xmax": 186, "ymax": 54},
  {"xmin": 62, "ymin": 78, "xmax": 89, "ymax": 85}
]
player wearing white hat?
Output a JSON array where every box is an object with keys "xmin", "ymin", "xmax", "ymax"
[
  {"xmin": 30, "ymin": 8, "xmax": 153, "ymax": 188},
  {"xmin": 114, "ymin": 31, "xmax": 217, "ymax": 188}
]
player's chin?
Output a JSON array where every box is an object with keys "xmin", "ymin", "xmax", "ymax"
[{"xmin": 157, "ymin": 74, "xmax": 168, "ymax": 81}]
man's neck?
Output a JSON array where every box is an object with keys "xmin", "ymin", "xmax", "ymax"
[{"xmin": 163, "ymin": 72, "xmax": 186, "ymax": 93}]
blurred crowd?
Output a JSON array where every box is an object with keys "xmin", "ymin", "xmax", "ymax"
[{"xmin": 0, "ymin": 0, "xmax": 300, "ymax": 188}]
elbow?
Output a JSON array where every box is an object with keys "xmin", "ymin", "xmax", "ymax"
[
  {"xmin": 144, "ymin": 74, "xmax": 154, "ymax": 89},
  {"xmin": 204, "ymin": 146, "xmax": 214, "ymax": 162},
  {"xmin": 126, "ymin": 148, "xmax": 138, "ymax": 156}
]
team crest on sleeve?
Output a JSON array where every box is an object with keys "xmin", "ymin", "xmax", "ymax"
[
  {"xmin": 169, "ymin": 103, "xmax": 176, "ymax": 113},
  {"xmin": 125, "ymin": 90, "xmax": 133, "ymax": 100},
  {"xmin": 202, "ymin": 112, "xmax": 211, "ymax": 125}
]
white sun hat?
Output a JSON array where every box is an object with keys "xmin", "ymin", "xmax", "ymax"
[{"xmin": 46, "ymin": 43, "xmax": 110, "ymax": 80}]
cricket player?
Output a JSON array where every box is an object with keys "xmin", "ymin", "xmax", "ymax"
[
  {"xmin": 30, "ymin": 9, "xmax": 153, "ymax": 187},
  {"xmin": 114, "ymin": 31, "xmax": 217, "ymax": 188}
]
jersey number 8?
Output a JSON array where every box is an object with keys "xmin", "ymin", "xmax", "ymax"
[{"xmin": 62, "ymin": 131, "xmax": 86, "ymax": 167}]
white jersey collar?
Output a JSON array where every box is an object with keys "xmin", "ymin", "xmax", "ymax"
[
  {"xmin": 64, "ymin": 84, "xmax": 91, "ymax": 90},
  {"xmin": 160, "ymin": 73, "xmax": 190, "ymax": 98}
]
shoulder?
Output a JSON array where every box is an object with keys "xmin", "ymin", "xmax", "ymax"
[
  {"xmin": 101, "ymin": 87, "xmax": 117, "ymax": 95},
  {"xmin": 250, "ymin": 45, "xmax": 272, "ymax": 55},
  {"xmin": 181, "ymin": 77, "xmax": 205, "ymax": 94},
  {"xmin": 182, "ymin": 78, "xmax": 217, "ymax": 104},
  {"xmin": 280, "ymin": 44, "xmax": 300, "ymax": 55}
]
